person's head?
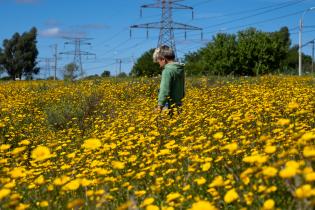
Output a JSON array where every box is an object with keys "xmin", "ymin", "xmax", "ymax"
[{"xmin": 153, "ymin": 45, "xmax": 175, "ymax": 68}]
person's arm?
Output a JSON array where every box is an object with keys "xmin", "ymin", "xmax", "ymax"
[{"xmin": 158, "ymin": 69, "xmax": 171, "ymax": 107}]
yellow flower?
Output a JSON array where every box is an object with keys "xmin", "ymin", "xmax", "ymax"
[
  {"xmin": 9, "ymin": 167, "xmax": 26, "ymax": 178},
  {"xmin": 135, "ymin": 190, "xmax": 146, "ymax": 197},
  {"xmin": 15, "ymin": 203, "xmax": 30, "ymax": 210},
  {"xmin": 128, "ymin": 127, "xmax": 135, "ymax": 132},
  {"xmin": 305, "ymin": 172, "xmax": 315, "ymax": 182},
  {"xmin": 112, "ymin": 160, "xmax": 125, "ymax": 169},
  {"xmin": 39, "ymin": 201, "xmax": 49, "ymax": 207},
  {"xmin": 264, "ymin": 145, "xmax": 276, "ymax": 154},
  {"xmin": 67, "ymin": 199, "xmax": 84, "ymax": 209},
  {"xmin": 262, "ymin": 167, "xmax": 278, "ymax": 177},
  {"xmin": 209, "ymin": 176, "xmax": 224, "ymax": 188},
  {"xmin": 166, "ymin": 192, "xmax": 181, "ymax": 203},
  {"xmin": 213, "ymin": 132, "xmax": 223, "ymax": 140},
  {"xmin": 287, "ymin": 101, "xmax": 299, "ymax": 110},
  {"xmin": 62, "ymin": 179, "xmax": 81, "ymax": 191},
  {"xmin": 11, "ymin": 146, "xmax": 26, "ymax": 155},
  {"xmin": 142, "ymin": 197, "xmax": 155, "ymax": 207},
  {"xmin": 279, "ymin": 161, "xmax": 300, "ymax": 178},
  {"xmin": 279, "ymin": 167, "xmax": 297, "ymax": 178},
  {"xmin": 0, "ymin": 188, "xmax": 11, "ymax": 200},
  {"xmin": 295, "ymin": 184, "xmax": 313, "ymax": 199},
  {"xmin": 300, "ymin": 132, "xmax": 315, "ymax": 142},
  {"xmin": 244, "ymin": 192, "xmax": 253, "ymax": 205},
  {"xmin": 34, "ymin": 175, "xmax": 45, "ymax": 185},
  {"xmin": 194, "ymin": 177, "xmax": 207, "ymax": 185},
  {"xmin": 183, "ymin": 185, "xmax": 190, "ymax": 191},
  {"xmin": 146, "ymin": 205, "xmax": 159, "ymax": 210},
  {"xmin": 222, "ymin": 142, "xmax": 238, "ymax": 154},
  {"xmin": 53, "ymin": 175, "xmax": 70, "ymax": 186},
  {"xmin": 243, "ymin": 155, "xmax": 268, "ymax": 164},
  {"xmin": 190, "ymin": 200, "xmax": 217, "ymax": 210},
  {"xmin": 303, "ymin": 146, "xmax": 315, "ymax": 158},
  {"xmin": 262, "ymin": 199, "xmax": 275, "ymax": 210},
  {"xmin": 276, "ymin": 118, "xmax": 290, "ymax": 126},
  {"xmin": 31, "ymin": 145, "xmax": 51, "ymax": 161},
  {"xmin": 19, "ymin": 140, "xmax": 30, "ymax": 146},
  {"xmin": 82, "ymin": 138, "xmax": 101, "ymax": 150},
  {"xmin": 201, "ymin": 162, "xmax": 211, "ymax": 171},
  {"xmin": 0, "ymin": 144, "xmax": 11, "ymax": 151},
  {"xmin": 224, "ymin": 189, "xmax": 239, "ymax": 204}
]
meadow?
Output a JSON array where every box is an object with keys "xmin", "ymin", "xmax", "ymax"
[{"xmin": 0, "ymin": 76, "xmax": 315, "ymax": 210}]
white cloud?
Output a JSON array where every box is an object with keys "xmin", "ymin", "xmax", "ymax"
[{"xmin": 40, "ymin": 27, "xmax": 61, "ymax": 37}]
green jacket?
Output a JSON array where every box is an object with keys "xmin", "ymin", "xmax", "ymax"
[{"xmin": 158, "ymin": 63, "xmax": 185, "ymax": 107}]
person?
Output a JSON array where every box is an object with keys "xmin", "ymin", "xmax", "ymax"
[{"xmin": 153, "ymin": 45, "xmax": 185, "ymax": 115}]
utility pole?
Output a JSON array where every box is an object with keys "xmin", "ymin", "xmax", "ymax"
[
  {"xmin": 301, "ymin": 38, "xmax": 315, "ymax": 75},
  {"xmin": 130, "ymin": 0, "xmax": 202, "ymax": 58},
  {"xmin": 50, "ymin": 44, "xmax": 58, "ymax": 80},
  {"xmin": 60, "ymin": 37, "xmax": 95, "ymax": 77}
]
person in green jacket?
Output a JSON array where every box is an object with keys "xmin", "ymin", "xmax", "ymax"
[{"xmin": 153, "ymin": 45, "xmax": 185, "ymax": 113}]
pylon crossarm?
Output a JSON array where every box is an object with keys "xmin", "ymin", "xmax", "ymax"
[
  {"xmin": 130, "ymin": 22, "xmax": 162, "ymax": 29},
  {"xmin": 168, "ymin": 22, "xmax": 202, "ymax": 30}
]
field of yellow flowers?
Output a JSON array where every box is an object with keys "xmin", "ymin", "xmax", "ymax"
[{"xmin": 0, "ymin": 76, "xmax": 315, "ymax": 210}]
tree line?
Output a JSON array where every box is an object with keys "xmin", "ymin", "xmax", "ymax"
[{"xmin": 131, "ymin": 26, "xmax": 313, "ymax": 77}]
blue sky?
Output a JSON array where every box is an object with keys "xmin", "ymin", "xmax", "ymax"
[{"xmin": 1, "ymin": 0, "xmax": 315, "ymax": 78}]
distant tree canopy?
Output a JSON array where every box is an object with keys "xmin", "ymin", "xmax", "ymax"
[
  {"xmin": 185, "ymin": 26, "xmax": 312, "ymax": 76},
  {"xmin": 101, "ymin": 70, "xmax": 111, "ymax": 77},
  {"xmin": 130, "ymin": 48, "xmax": 161, "ymax": 77},
  {"xmin": 63, "ymin": 63, "xmax": 78, "ymax": 81},
  {"xmin": 0, "ymin": 27, "xmax": 39, "ymax": 80}
]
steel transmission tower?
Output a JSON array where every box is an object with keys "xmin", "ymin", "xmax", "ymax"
[
  {"xmin": 60, "ymin": 37, "xmax": 95, "ymax": 77},
  {"xmin": 130, "ymin": 0, "xmax": 202, "ymax": 58}
]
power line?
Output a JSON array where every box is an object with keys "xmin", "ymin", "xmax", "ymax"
[{"xmin": 202, "ymin": 0, "xmax": 307, "ymax": 30}]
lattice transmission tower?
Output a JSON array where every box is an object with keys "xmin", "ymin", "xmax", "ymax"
[
  {"xmin": 130, "ymin": 0, "xmax": 202, "ymax": 58},
  {"xmin": 60, "ymin": 37, "xmax": 95, "ymax": 77}
]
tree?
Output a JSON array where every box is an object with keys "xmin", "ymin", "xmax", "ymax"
[
  {"xmin": 0, "ymin": 27, "xmax": 39, "ymax": 80},
  {"xmin": 130, "ymin": 49, "xmax": 160, "ymax": 77},
  {"xmin": 117, "ymin": 72, "xmax": 127, "ymax": 77},
  {"xmin": 63, "ymin": 63, "xmax": 78, "ymax": 81},
  {"xmin": 184, "ymin": 51, "xmax": 205, "ymax": 76},
  {"xmin": 0, "ymin": 48, "xmax": 4, "ymax": 77},
  {"xmin": 101, "ymin": 70, "xmax": 110, "ymax": 77},
  {"xmin": 184, "ymin": 26, "xmax": 292, "ymax": 76}
]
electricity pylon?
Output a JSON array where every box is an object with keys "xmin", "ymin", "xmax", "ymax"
[
  {"xmin": 130, "ymin": 0, "xmax": 202, "ymax": 58},
  {"xmin": 60, "ymin": 37, "xmax": 95, "ymax": 77}
]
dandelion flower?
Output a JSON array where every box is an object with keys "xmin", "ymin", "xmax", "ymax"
[
  {"xmin": 31, "ymin": 145, "xmax": 51, "ymax": 161},
  {"xmin": 295, "ymin": 184, "xmax": 313, "ymax": 199},
  {"xmin": 142, "ymin": 197, "xmax": 155, "ymax": 207},
  {"xmin": 0, "ymin": 188, "xmax": 11, "ymax": 200},
  {"xmin": 213, "ymin": 132, "xmax": 223, "ymax": 140},
  {"xmin": 146, "ymin": 205, "xmax": 159, "ymax": 210},
  {"xmin": 166, "ymin": 192, "xmax": 181, "ymax": 203},
  {"xmin": 194, "ymin": 177, "xmax": 207, "ymax": 185},
  {"xmin": 82, "ymin": 138, "xmax": 101, "ymax": 150},
  {"xmin": 262, "ymin": 167, "xmax": 278, "ymax": 177},
  {"xmin": 62, "ymin": 179, "xmax": 80, "ymax": 191},
  {"xmin": 190, "ymin": 200, "xmax": 217, "ymax": 210},
  {"xmin": 224, "ymin": 189, "xmax": 238, "ymax": 204},
  {"xmin": 201, "ymin": 162, "xmax": 211, "ymax": 172},
  {"xmin": 112, "ymin": 160, "xmax": 125, "ymax": 169},
  {"xmin": 262, "ymin": 199, "xmax": 275, "ymax": 210}
]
